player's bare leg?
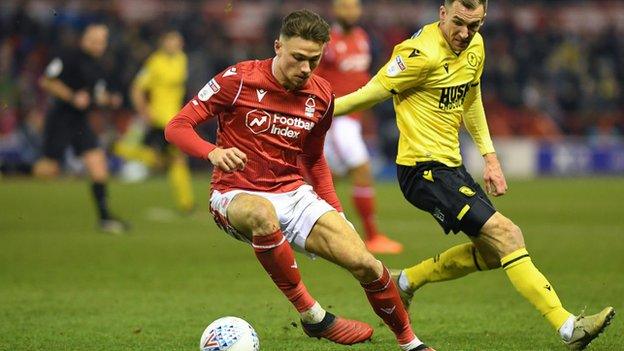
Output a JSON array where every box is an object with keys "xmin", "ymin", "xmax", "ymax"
[
  {"xmin": 33, "ymin": 157, "xmax": 61, "ymax": 179},
  {"xmin": 227, "ymin": 193, "xmax": 373, "ymax": 346},
  {"xmin": 306, "ymin": 211, "xmax": 433, "ymax": 351},
  {"xmin": 349, "ymin": 161, "xmax": 403, "ymax": 254},
  {"xmin": 83, "ymin": 148, "xmax": 127, "ymax": 234}
]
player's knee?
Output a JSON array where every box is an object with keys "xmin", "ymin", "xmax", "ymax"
[
  {"xmin": 498, "ymin": 218, "xmax": 525, "ymax": 254},
  {"xmin": 348, "ymin": 253, "xmax": 380, "ymax": 282},
  {"xmin": 231, "ymin": 195, "xmax": 279, "ymax": 235}
]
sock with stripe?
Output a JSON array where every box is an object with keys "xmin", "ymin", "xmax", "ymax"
[
  {"xmin": 361, "ymin": 266, "xmax": 418, "ymax": 345},
  {"xmin": 403, "ymin": 243, "xmax": 490, "ymax": 291},
  {"xmin": 352, "ymin": 186, "xmax": 378, "ymax": 240},
  {"xmin": 502, "ymin": 248, "xmax": 572, "ymax": 331},
  {"xmin": 253, "ymin": 230, "xmax": 317, "ymax": 314}
]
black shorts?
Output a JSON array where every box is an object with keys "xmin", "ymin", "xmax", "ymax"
[
  {"xmin": 397, "ymin": 162, "xmax": 496, "ymax": 236},
  {"xmin": 42, "ymin": 109, "xmax": 99, "ymax": 161},
  {"xmin": 143, "ymin": 127, "xmax": 168, "ymax": 153}
]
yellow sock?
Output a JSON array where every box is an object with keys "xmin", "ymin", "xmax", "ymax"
[
  {"xmin": 404, "ymin": 243, "xmax": 489, "ymax": 290},
  {"xmin": 168, "ymin": 158, "xmax": 194, "ymax": 211},
  {"xmin": 114, "ymin": 142, "xmax": 160, "ymax": 167},
  {"xmin": 502, "ymin": 248, "xmax": 572, "ymax": 330}
]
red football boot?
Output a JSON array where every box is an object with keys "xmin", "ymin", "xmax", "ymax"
[{"xmin": 301, "ymin": 311, "xmax": 373, "ymax": 345}]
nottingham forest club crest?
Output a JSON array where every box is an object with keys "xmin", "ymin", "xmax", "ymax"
[{"xmin": 305, "ymin": 95, "xmax": 316, "ymax": 117}]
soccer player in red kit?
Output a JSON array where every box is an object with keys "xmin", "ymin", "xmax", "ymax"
[
  {"xmin": 315, "ymin": 0, "xmax": 403, "ymax": 254},
  {"xmin": 165, "ymin": 9, "xmax": 434, "ymax": 351}
]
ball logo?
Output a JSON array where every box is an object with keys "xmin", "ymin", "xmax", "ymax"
[{"xmin": 245, "ymin": 109, "xmax": 272, "ymax": 134}]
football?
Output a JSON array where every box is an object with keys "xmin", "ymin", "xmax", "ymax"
[{"xmin": 199, "ymin": 316, "xmax": 260, "ymax": 351}]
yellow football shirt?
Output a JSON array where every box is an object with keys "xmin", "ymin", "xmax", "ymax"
[
  {"xmin": 134, "ymin": 50, "xmax": 187, "ymax": 128},
  {"xmin": 374, "ymin": 22, "xmax": 494, "ymax": 167}
]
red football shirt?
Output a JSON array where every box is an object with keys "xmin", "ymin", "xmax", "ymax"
[
  {"xmin": 165, "ymin": 58, "xmax": 342, "ymax": 211},
  {"xmin": 315, "ymin": 25, "xmax": 371, "ymax": 119}
]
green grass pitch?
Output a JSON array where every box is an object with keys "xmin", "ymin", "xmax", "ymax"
[{"xmin": 1, "ymin": 176, "xmax": 623, "ymax": 350}]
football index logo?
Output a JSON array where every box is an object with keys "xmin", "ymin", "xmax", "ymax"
[
  {"xmin": 245, "ymin": 109, "xmax": 315, "ymax": 138},
  {"xmin": 246, "ymin": 109, "xmax": 272, "ymax": 134}
]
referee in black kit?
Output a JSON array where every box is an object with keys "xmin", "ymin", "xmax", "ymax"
[{"xmin": 34, "ymin": 23, "xmax": 128, "ymax": 234}]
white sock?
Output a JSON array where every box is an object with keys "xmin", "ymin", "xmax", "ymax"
[
  {"xmin": 398, "ymin": 270, "xmax": 411, "ymax": 291},
  {"xmin": 400, "ymin": 336, "xmax": 423, "ymax": 350},
  {"xmin": 300, "ymin": 301, "xmax": 326, "ymax": 324},
  {"xmin": 559, "ymin": 314, "xmax": 576, "ymax": 341}
]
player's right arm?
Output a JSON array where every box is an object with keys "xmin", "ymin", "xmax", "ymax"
[
  {"xmin": 334, "ymin": 39, "xmax": 432, "ymax": 116},
  {"xmin": 164, "ymin": 66, "xmax": 247, "ymax": 173},
  {"xmin": 39, "ymin": 55, "xmax": 90, "ymax": 110}
]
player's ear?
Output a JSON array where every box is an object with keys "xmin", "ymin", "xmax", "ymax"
[
  {"xmin": 439, "ymin": 5, "xmax": 447, "ymax": 23},
  {"xmin": 274, "ymin": 39, "xmax": 282, "ymax": 55}
]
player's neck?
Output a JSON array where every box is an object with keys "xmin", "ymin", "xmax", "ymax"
[{"xmin": 271, "ymin": 57, "xmax": 294, "ymax": 91}]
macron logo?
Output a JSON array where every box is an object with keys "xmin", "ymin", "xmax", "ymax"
[
  {"xmin": 257, "ymin": 89, "xmax": 267, "ymax": 102},
  {"xmin": 380, "ymin": 306, "xmax": 396, "ymax": 315},
  {"xmin": 222, "ymin": 67, "xmax": 237, "ymax": 77},
  {"xmin": 249, "ymin": 116, "xmax": 267, "ymax": 127}
]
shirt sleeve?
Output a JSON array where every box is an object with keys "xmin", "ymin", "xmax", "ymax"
[
  {"xmin": 165, "ymin": 65, "xmax": 242, "ymax": 159},
  {"xmin": 374, "ymin": 40, "xmax": 431, "ymax": 94},
  {"xmin": 299, "ymin": 96, "xmax": 343, "ymax": 212},
  {"xmin": 463, "ymin": 48, "xmax": 495, "ymax": 155}
]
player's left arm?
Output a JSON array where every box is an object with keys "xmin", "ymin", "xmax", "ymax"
[
  {"xmin": 462, "ymin": 56, "xmax": 507, "ymax": 197},
  {"xmin": 300, "ymin": 97, "xmax": 343, "ymax": 212}
]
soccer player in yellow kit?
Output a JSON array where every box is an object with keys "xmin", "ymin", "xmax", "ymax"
[
  {"xmin": 335, "ymin": 1, "xmax": 614, "ymax": 349},
  {"xmin": 119, "ymin": 30, "xmax": 194, "ymax": 212}
]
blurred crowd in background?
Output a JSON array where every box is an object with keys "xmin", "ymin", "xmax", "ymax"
[{"xmin": 1, "ymin": 0, "xmax": 623, "ymax": 175}]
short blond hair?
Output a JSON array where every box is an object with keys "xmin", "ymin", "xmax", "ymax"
[{"xmin": 445, "ymin": 0, "xmax": 487, "ymax": 10}]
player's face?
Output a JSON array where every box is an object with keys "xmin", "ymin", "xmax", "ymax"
[
  {"xmin": 162, "ymin": 32, "xmax": 183, "ymax": 54},
  {"xmin": 439, "ymin": 1, "xmax": 485, "ymax": 52},
  {"xmin": 334, "ymin": 0, "xmax": 362, "ymax": 28},
  {"xmin": 274, "ymin": 36, "xmax": 324, "ymax": 90},
  {"xmin": 82, "ymin": 25, "xmax": 109, "ymax": 58}
]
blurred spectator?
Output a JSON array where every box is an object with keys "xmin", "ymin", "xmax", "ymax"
[{"xmin": 0, "ymin": 0, "xmax": 622, "ymax": 174}]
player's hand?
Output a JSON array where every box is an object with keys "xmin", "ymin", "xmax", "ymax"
[
  {"xmin": 208, "ymin": 147, "xmax": 247, "ymax": 172},
  {"xmin": 72, "ymin": 90, "xmax": 90, "ymax": 110},
  {"xmin": 483, "ymin": 153, "xmax": 507, "ymax": 197}
]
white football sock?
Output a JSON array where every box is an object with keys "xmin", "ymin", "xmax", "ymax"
[
  {"xmin": 400, "ymin": 336, "xmax": 424, "ymax": 350},
  {"xmin": 398, "ymin": 270, "xmax": 411, "ymax": 291},
  {"xmin": 559, "ymin": 314, "xmax": 576, "ymax": 341},
  {"xmin": 300, "ymin": 301, "xmax": 326, "ymax": 324}
]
